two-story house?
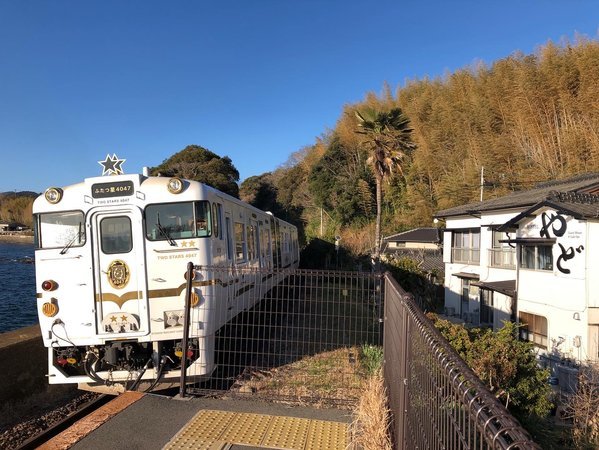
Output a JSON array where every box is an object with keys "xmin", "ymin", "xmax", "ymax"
[{"xmin": 435, "ymin": 173, "xmax": 599, "ymax": 368}]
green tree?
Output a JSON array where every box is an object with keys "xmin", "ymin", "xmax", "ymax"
[
  {"xmin": 239, "ymin": 174, "xmax": 279, "ymax": 213},
  {"xmin": 432, "ymin": 317, "xmax": 553, "ymax": 419},
  {"xmin": 308, "ymin": 137, "xmax": 374, "ymax": 226},
  {"xmin": 355, "ymin": 107, "xmax": 415, "ymax": 262},
  {"xmin": 468, "ymin": 322, "xmax": 552, "ymax": 417},
  {"xmin": 151, "ymin": 145, "xmax": 240, "ymax": 198}
]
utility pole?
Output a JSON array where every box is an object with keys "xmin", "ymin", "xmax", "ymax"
[
  {"xmin": 480, "ymin": 166, "xmax": 484, "ymax": 202},
  {"xmin": 320, "ymin": 207, "xmax": 323, "ymax": 237}
]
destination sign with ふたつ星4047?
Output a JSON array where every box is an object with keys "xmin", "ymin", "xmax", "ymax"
[{"xmin": 91, "ymin": 180, "xmax": 134, "ymax": 198}]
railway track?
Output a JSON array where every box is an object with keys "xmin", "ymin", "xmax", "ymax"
[{"xmin": 14, "ymin": 394, "xmax": 112, "ymax": 450}]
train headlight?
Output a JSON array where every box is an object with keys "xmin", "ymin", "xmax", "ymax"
[
  {"xmin": 167, "ymin": 177, "xmax": 184, "ymax": 194},
  {"xmin": 42, "ymin": 298, "xmax": 59, "ymax": 317},
  {"xmin": 42, "ymin": 280, "xmax": 58, "ymax": 291},
  {"xmin": 44, "ymin": 187, "xmax": 63, "ymax": 204}
]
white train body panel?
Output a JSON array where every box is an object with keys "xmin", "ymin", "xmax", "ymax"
[{"xmin": 33, "ymin": 173, "xmax": 299, "ymax": 392}]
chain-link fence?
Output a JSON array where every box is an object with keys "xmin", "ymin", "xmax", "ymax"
[{"xmin": 180, "ymin": 265, "xmax": 383, "ymax": 408}]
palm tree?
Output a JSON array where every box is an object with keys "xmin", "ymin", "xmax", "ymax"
[{"xmin": 355, "ymin": 107, "xmax": 415, "ymax": 264}]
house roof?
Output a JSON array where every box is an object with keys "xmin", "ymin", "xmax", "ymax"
[
  {"xmin": 471, "ymin": 279, "xmax": 516, "ymax": 297},
  {"xmin": 384, "ymin": 227, "xmax": 442, "ymax": 243},
  {"xmin": 385, "ymin": 248, "xmax": 445, "ymax": 274},
  {"xmin": 498, "ymin": 191, "xmax": 599, "ymax": 231},
  {"xmin": 435, "ymin": 173, "xmax": 599, "ymax": 218}
]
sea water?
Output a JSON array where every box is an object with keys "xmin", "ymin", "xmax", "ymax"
[{"xmin": 0, "ymin": 240, "xmax": 37, "ymax": 333}]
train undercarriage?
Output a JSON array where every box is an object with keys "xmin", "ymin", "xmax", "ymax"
[{"xmin": 50, "ymin": 338, "xmax": 202, "ymax": 394}]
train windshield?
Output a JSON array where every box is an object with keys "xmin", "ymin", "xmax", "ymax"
[
  {"xmin": 35, "ymin": 211, "xmax": 86, "ymax": 250},
  {"xmin": 145, "ymin": 201, "xmax": 212, "ymax": 241}
]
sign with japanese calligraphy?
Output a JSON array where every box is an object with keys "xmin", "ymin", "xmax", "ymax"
[
  {"xmin": 91, "ymin": 180, "xmax": 134, "ymax": 199},
  {"xmin": 519, "ymin": 208, "xmax": 585, "ymax": 277}
]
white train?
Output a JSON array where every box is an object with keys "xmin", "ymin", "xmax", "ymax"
[{"xmin": 32, "ymin": 161, "xmax": 299, "ymax": 393}]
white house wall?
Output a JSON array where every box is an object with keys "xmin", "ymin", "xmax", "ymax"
[
  {"xmin": 516, "ymin": 209, "xmax": 593, "ymax": 361},
  {"xmin": 444, "ymin": 217, "xmax": 478, "ymax": 317},
  {"xmin": 443, "ymin": 211, "xmax": 519, "ymax": 325},
  {"xmin": 493, "ymin": 292, "xmax": 512, "ymax": 329},
  {"xmin": 442, "ymin": 203, "xmax": 599, "ymax": 363},
  {"xmin": 587, "ymin": 221, "xmax": 599, "ymax": 309}
]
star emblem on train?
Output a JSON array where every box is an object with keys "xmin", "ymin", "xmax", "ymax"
[{"xmin": 98, "ymin": 154, "xmax": 126, "ymax": 176}]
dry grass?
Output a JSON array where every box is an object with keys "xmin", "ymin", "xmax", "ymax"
[
  {"xmin": 231, "ymin": 347, "xmax": 366, "ymax": 408},
  {"xmin": 228, "ymin": 344, "xmax": 394, "ymax": 447},
  {"xmin": 349, "ymin": 369, "xmax": 393, "ymax": 450}
]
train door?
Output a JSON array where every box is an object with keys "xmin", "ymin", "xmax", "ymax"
[
  {"xmin": 224, "ymin": 211, "xmax": 235, "ymax": 310},
  {"xmin": 91, "ymin": 207, "xmax": 149, "ymax": 337}
]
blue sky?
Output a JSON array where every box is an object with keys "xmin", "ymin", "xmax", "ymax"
[{"xmin": 0, "ymin": 1, "xmax": 597, "ymax": 193}]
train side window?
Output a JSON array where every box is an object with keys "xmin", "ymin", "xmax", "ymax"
[
  {"xmin": 234, "ymin": 222, "xmax": 246, "ymax": 262},
  {"xmin": 217, "ymin": 204, "xmax": 223, "ymax": 240},
  {"xmin": 211, "ymin": 202, "xmax": 220, "ymax": 238},
  {"xmin": 194, "ymin": 202, "xmax": 212, "ymax": 238},
  {"xmin": 100, "ymin": 216, "xmax": 132, "ymax": 254},
  {"xmin": 247, "ymin": 224, "xmax": 254, "ymax": 260},
  {"xmin": 225, "ymin": 216, "xmax": 233, "ymax": 260}
]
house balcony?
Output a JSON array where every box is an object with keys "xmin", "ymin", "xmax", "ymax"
[
  {"xmin": 488, "ymin": 248, "xmax": 516, "ymax": 269},
  {"xmin": 451, "ymin": 248, "xmax": 480, "ymax": 265}
]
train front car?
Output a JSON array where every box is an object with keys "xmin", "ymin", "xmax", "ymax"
[{"xmin": 33, "ymin": 166, "xmax": 221, "ymax": 393}]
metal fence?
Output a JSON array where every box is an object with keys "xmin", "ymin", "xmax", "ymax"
[
  {"xmin": 180, "ymin": 265, "xmax": 383, "ymax": 407},
  {"xmin": 384, "ymin": 275, "xmax": 540, "ymax": 449},
  {"xmin": 178, "ymin": 265, "xmax": 540, "ymax": 448}
]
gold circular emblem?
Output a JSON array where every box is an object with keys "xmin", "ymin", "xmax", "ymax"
[{"xmin": 107, "ymin": 260, "xmax": 130, "ymax": 289}]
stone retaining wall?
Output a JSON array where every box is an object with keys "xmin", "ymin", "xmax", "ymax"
[{"xmin": 0, "ymin": 325, "xmax": 77, "ymax": 428}]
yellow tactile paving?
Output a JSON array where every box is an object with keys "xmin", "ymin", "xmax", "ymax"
[
  {"xmin": 218, "ymin": 412, "xmax": 272, "ymax": 445},
  {"xmin": 305, "ymin": 418, "xmax": 348, "ymax": 450},
  {"xmin": 163, "ymin": 409, "xmax": 348, "ymax": 450},
  {"xmin": 178, "ymin": 410, "xmax": 237, "ymax": 441},
  {"xmin": 262, "ymin": 415, "xmax": 311, "ymax": 449}
]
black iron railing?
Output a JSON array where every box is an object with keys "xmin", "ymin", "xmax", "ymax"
[{"xmin": 384, "ymin": 275, "xmax": 540, "ymax": 449}]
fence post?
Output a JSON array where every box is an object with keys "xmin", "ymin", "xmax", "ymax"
[
  {"xmin": 397, "ymin": 294, "xmax": 412, "ymax": 449},
  {"xmin": 179, "ymin": 261, "xmax": 195, "ymax": 398}
]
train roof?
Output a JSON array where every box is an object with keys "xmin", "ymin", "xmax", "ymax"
[{"xmin": 32, "ymin": 172, "xmax": 296, "ymax": 228}]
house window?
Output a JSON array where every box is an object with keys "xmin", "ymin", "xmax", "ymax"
[
  {"xmin": 489, "ymin": 230, "xmax": 516, "ymax": 269},
  {"xmin": 480, "ymin": 289, "xmax": 494, "ymax": 326},
  {"xmin": 519, "ymin": 312, "xmax": 548, "ymax": 349},
  {"xmin": 520, "ymin": 244, "xmax": 553, "ymax": 271},
  {"xmin": 452, "ymin": 230, "xmax": 480, "ymax": 264}
]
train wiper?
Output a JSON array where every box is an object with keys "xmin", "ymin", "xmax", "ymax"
[
  {"xmin": 60, "ymin": 223, "xmax": 85, "ymax": 255},
  {"xmin": 157, "ymin": 214, "xmax": 177, "ymax": 246}
]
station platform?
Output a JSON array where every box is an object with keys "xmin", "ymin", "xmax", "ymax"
[{"xmin": 39, "ymin": 391, "xmax": 353, "ymax": 450}]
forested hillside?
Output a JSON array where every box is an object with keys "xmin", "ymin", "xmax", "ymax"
[
  {"xmin": 240, "ymin": 38, "xmax": 599, "ymax": 252},
  {"xmin": 0, "ymin": 192, "xmax": 37, "ymax": 227}
]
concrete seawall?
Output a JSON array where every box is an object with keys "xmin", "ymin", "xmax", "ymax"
[{"xmin": 0, "ymin": 325, "xmax": 77, "ymax": 429}]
